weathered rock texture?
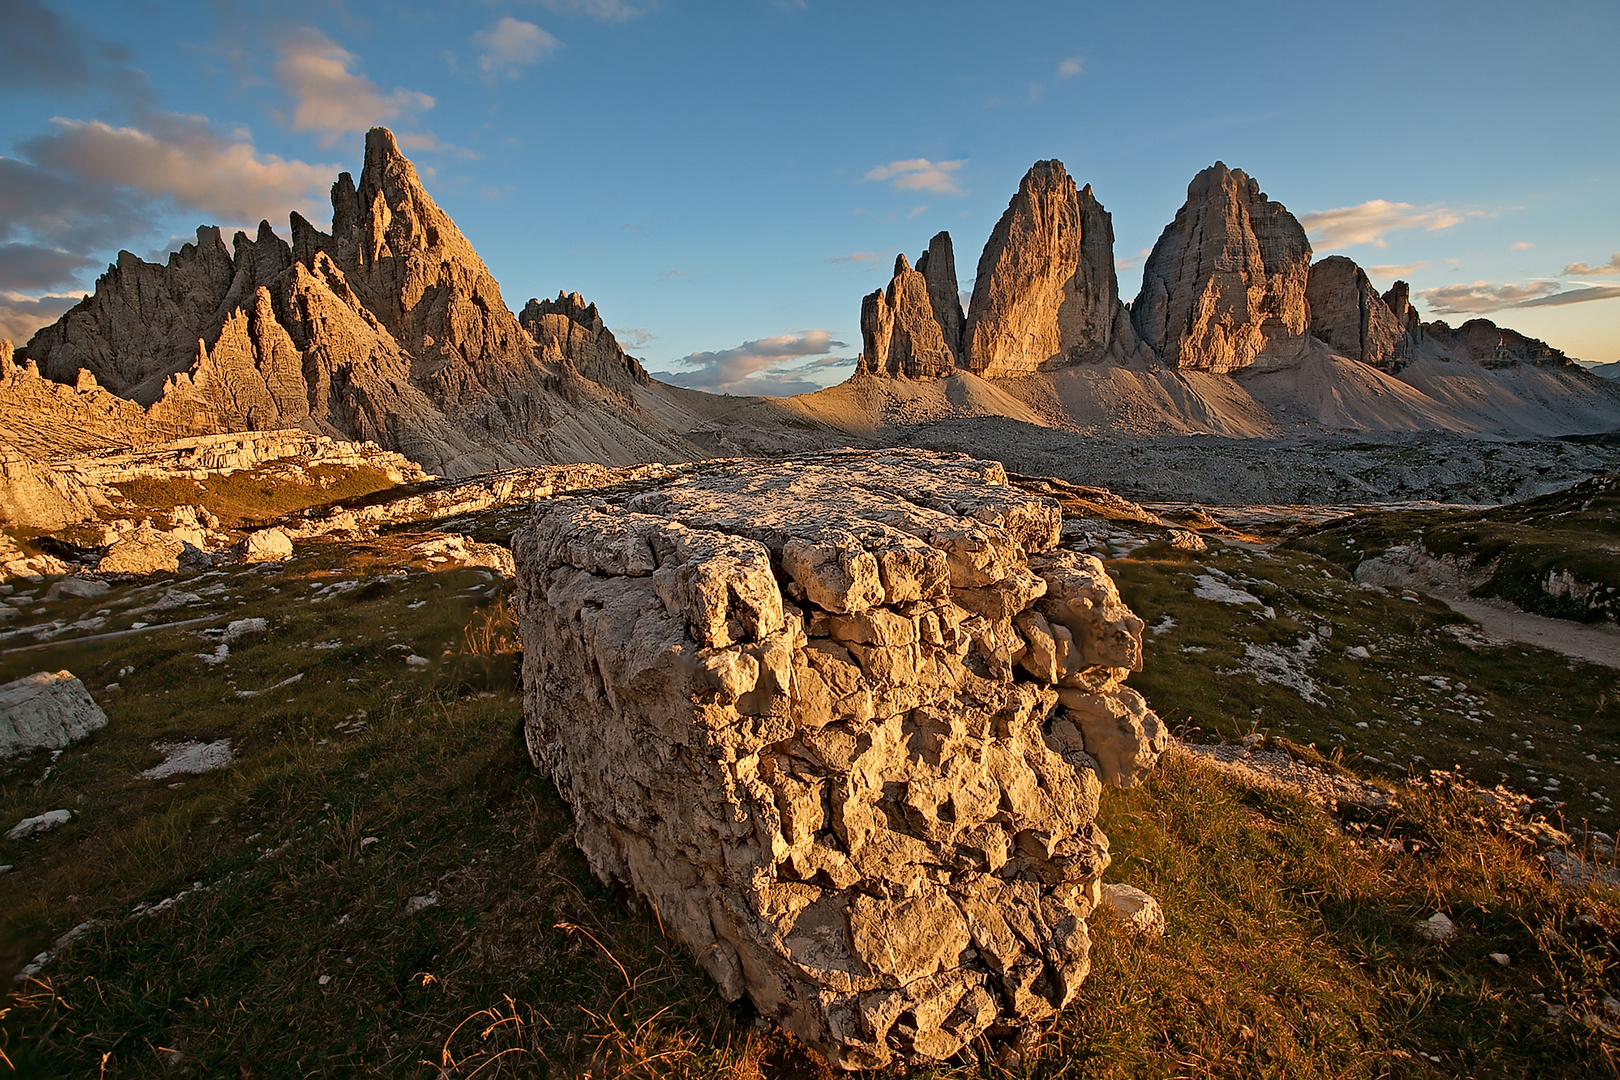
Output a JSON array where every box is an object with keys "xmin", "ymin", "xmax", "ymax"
[
  {"xmin": 1, "ymin": 671, "xmax": 109, "ymax": 758},
  {"xmin": 1306, "ymin": 256, "xmax": 1407, "ymax": 366},
  {"xmin": 962, "ymin": 161, "xmax": 1123, "ymax": 376},
  {"xmin": 13, "ymin": 129, "xmax": 697, "ymax": 477},
  {"xmin": 1132, "ymin": 162, "xmax": 1312, "ymax": 373},
  {"xmin": 858, "ymin": 251, "xmax": 960, "ymax": 378},
  {"xmin": 513, "ymin": 450, "xmax": 1166, "ymax": 1068},
  {"xmin": 1423, "ymin": 318, "xmax": 1576, "ymax": 369}
]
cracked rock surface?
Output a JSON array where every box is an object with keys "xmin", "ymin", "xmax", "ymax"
[{"xmin": 512, "ymin": 449, "xmax": 1166, "ymax": 1068}]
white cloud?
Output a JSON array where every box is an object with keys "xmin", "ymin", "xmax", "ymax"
[
  {"xmin": 1511, "ymin": 241, "xmax": 1533, "ymax": 250},
  {"xmin": 863, "ymin": 159, "xmax": 966, "ymax": 196},
  {"xmin": 1056, "ymin": 57, "xmax": 1083, "ymax": 78},
  {"xmin": 274, "ymin": 28, "xmax": 434, "ymax": 146},
  {"xmin": 1564, "ymin": 253, "xmax": 1620, "ymax": 276},
  {"xmin": 1365, "ymin": 261, "xmax": 1430, "ymax": 280},
  {"xmin": 616, "ymin": 327, "xmax": 653, "ymax": 348},
  {"xmin": 534, "ymin": 0, "xmax": 651, "ymax": 21},
  {"xmin": 23, "ymin": 115, "xmax": 335, "ymax": 225},
  {"xmin": 650, "ymin": 330, "xmax": 852, "ymax": 396},
  {"xmin": 473, "ymin": 18, "xmax": 561, "ymax": 78},
  {"xmin": 1300, "ymin": 199, "xmax": 1462, "ymax": 250},
  {"xmin": 825, "ymin": 251, "xmax": 880, "ymax": 264}
]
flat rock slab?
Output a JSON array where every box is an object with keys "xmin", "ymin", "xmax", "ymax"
[
  {"xmin": 512, "ymin": 449, "xmax": 1168, "ymax": 1068},
  {"xmin": 0, "ymin": 670, "xmax": 109, "ymax": 758}
]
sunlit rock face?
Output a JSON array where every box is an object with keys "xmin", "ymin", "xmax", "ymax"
[
  {"xmin": 512, "ymin": 449, "xmax": 1167, "ymax": 1069},
  {"xmin": 1132, "ymin": 162, "xmax": 1312, "ymax": 373}
]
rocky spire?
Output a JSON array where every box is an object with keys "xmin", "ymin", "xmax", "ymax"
[
  {"xmin": 1306, "ymin": 255, "xmax": 1406, "ymax": 366},
  {"xmin": 915, "ymin": 231, "xmax": 964, "ymax": 362},
  {"xmin": 858, "ymin": 253, "xmax": 959, "ymax": 378},
  {"xmin": 1382, "ymin": 280, "xmax": 1421, "ymax": 335},
  {"xmin": 1131, "ymin": 162, "xmax": 1312, "ymax": 373},
  {"xmin": 961, "ymin": 160, "xmax": 1121, "ymax": 377}
]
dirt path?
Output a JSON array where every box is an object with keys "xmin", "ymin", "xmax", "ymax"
[{"xmin": 1438, "ymin": 595, "xmax": 1620, "ymax": 671}]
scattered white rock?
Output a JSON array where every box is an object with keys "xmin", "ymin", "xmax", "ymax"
[
  {"xmin": 243, "ymin": 528, "xmax": 294, "ymax": 564},
  {"xmin": 233, "ymin": 673, "xmax": 303, "ymax": 698},
  {"xmin": 411, "ymin": 534, "xmax": 515, "ymax": 577},
  {"xmin": 1417, "ymin": 912, "xmax": 1456, "ymax": 942},
  {"xmin": 222, "ymin": 617, "xmax": 268, "ymax": 643},
  {"xmin": 404, "ymin": 892, "xmax": 439, "ymax": 914},
  {"xmin": 404, "ymin": 654, "xmax": 429, "ymax": 667},
  {"xmin": 6, "ymin": 808, "xmax": 72, "ymax": 840},
  {"xmin": 1098, "ymin": 883, "xmax": 1166, "ymax": 940},
  {"xmin": 43, "ymin": 577, "xmax": 109, "ymax": 601},
  {"xmin": 141, "ymin": 739, "xmax": 234, "ymax": 779},
  {"xmin": 318, "ymin": 974, "xmax": 332, "ymax": 986},
  {"xmin": 1193, "ymin": 574, "xmax": 1262, "ymax": 606},
  {"xmin": 1489, "ymin": 952, "xmax": 1511, "ymax": 966},
  {"xmin": 1344, "ymin": 645, "xmax": 1371, "ymax": 660},
  {"xmin": 0, "ymin": 670, "xmax": 109, "ymax": 758}
]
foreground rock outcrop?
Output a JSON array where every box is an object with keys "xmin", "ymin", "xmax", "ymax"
[
  {"xmin": 1, "ymin": 671, "xmax": 108, "ymax": 759},
  {"xmin": 513, "ymin": 450, "xmax": 1167, "ymax": 1068},
  {"xmin": 1131, "ymin": 162, "xmax": 1312, "ymax": 373}
]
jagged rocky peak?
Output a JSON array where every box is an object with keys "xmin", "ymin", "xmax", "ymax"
[
  {"xmin": 519, "ymin": 291, "xmax": 651, "ymax": 394},
  {"xmin": 1424, "ymin": 318, "xmax": 1573, "ymax": 369},
  {"xmin": 858, "ymin": 247, "xmax": 960, "ymax": 378},
  {"xmin": 1306, "ymin": 255, "xmax": 1407, "ymax": 367},
  {"xmin": 1132, "ymin": 162, "xmax": 1312, "ymax": 373},
  {"xmin": 1382, "ymin": 280, "xmax": 1421, "ymax": 335},
  {"xmin": 915, "ymin": 231, "xmax": 964, "ymax": 358},
  {"xmin": 962, "ymin": 160, "xmax": 1121, "ymax": 377}
]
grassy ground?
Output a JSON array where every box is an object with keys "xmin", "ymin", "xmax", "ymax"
[
  {"xmin": 3, "ymin": 508, "xmax": 1618, "ymax": 1076},
  {"xmin": 1286, "ymin": 473, "xmax": 1620, "ymax": 624},
  {"xmin": 111, "ymin": 464, "xmax": 403, "ymax": 530}
]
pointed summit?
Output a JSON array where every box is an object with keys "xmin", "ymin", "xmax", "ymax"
[
  {"xmin": 1131, "ymin": 162, "xmax": 1311, "ymax": 373},
  {"xmin": 961, "ymin": 160, "xmax": 1121, "ymax": 377}
]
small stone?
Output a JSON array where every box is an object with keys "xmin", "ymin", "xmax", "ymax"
[
  {"xmin": 6, "ymin": 809, "xmax": 72, "ymax": 840},
  {"xmin": 318, "ymin": 975, "xmax": 332, "ymax": 986},
  {"xmin": 243, "ymin": 528, "xmax": 294, "ymax": 564},
  {"xmin": 1416, "ymin": 912, "xmax": 1456, "ymax": 942},
  {"xmin": 1098, "ymin": 883, "xmax": 1166, "ymax": 940},
  {"xmin": 404, "ymin": 892, "xmax": 439, "ymax": 914},
  {"xmin": 1489, "ymin": 952, "xmax": 1510, "ymax": 966}
]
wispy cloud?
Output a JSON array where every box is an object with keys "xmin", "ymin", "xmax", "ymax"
[
  {"xmin": 1056, "ymin": 56, "xmax": 1083, "ymax": 78},
  {"xmin": 396, "ymin": 131, "xmax": 479, "ymax": 160},
  {"xmin": 273, "ymin": 27, "xmax": 434, "ymax": 146},
  {"xmin": 649, "ymin": 329, "xmax": 852, "ymax": 396},
  {"xmin": 1365, "ymin": 262, "xmax": 1430, "ymax": 280},
  {"xmin": 616, "ymin": 327, "xmax": 653, "ymax": 348},
  {"xmin": 1300, "ymin": 199, "xmax": 1463, "ymax": 250},
  {"xmin": 1517, "ymin": 285, "xmax": 1620, "ymax": 308},
  {"xmin": 1564, "ymin": 253, "xmax": 1620, "ymax": 276},
  {"xmin": 863, "ymin": 158, "xmax": 966, "ymax": 196},
  {"xmin": 825, "ymin": 251, "xmax": 880, "ymax": 264},
  {"xmin": 1415, "ymin": 279, "xmax": 1620, "ymax": 314},
  {"xmin": 1511, "ymin": 241, "xmax": 1533, "ymax": 250},
  {"xmin": 534, "ymin": 0, "xmax": 651, "ymax": 20},
  {"xmin": 473, "ymin": 18, "xmax": 560, "ymax": 78}
]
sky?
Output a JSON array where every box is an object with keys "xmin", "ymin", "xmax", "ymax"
[{"xmin": 1, "ymin": 0, "xmax": 1617, "ymax": 396}]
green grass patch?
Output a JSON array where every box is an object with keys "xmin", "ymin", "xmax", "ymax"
[{"xmin": 112, "ymin": 464, "xmax": 402, "ymax": 529}]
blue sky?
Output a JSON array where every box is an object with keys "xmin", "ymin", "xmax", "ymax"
[{"xmin": 2, "ymin": 0, "xmax": 1616, "ymax": 394}]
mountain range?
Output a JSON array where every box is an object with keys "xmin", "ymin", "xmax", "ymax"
[{"xmin": 3, "ymin": 129, "xmax": 1617, "ymax": 478}]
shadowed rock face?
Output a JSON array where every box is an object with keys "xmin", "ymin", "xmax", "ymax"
[
  {"xmin": 1306, "ymin": 255, "xmax": 1406, "ymax": 366},
  {"xmin": 858, "ymin": 251, "xmax": 960, "ymax": 378},
  {"xmin": 512, "ymin": 450, "xmax": 1167, "ymax": 1069},
  {"xmin": 962, "ymin": 161, "xmax": 1121, "ymax": 376},
  {"xmin": 14, "ymin": 129, "xmax": 694, "ymax": 478},
  {"xmin": 1132, "ymin": 162, "xmax": 1312, "ymax": 373}
]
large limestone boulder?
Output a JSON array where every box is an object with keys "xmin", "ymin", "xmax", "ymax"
[
  {"xmin": 962, "ymin": 161, "xmax": 1122, "ymax": 376},
  {"xmin": 98, "ymin": 522, "xmax": 186, "ymax": 575},
  {"xmin": 512, "ymin": 450, "xmax": 1167, "ymax": 1068},
  {"xmin": 1, "ymin": 671, "xmax": 109, "ymax": 758},
  {"xmin": 1131, "ymin": 162, "xmax": 1312, "ymax": 373},
  {"xmin": 1306, "ymin": 255, "xmax": 1406, "ymax": 366}
]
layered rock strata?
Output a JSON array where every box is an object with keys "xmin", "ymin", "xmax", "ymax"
[
  {"xmin": 1305, "ymin": 256, "xmax": 1407, "ymax": 366},
  {"xmin": 1131, "ymin": 162, "xmax": 1312, "ymax": 373},
  {"xmin": 962, "ymin": 161, "xmax": 1123, "ymax": 376},
  {"xmin": 512, "ymin": 450, "xmax": 1167, "ymax": 1068}
]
